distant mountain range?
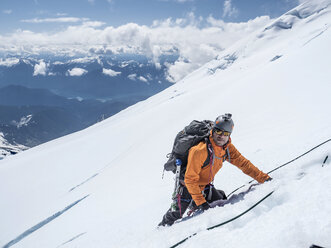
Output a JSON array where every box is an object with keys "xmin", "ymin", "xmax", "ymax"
[
  {"xmin": 0, "ymin": 85, "xmax": 145, "ymax": 152},
  {"xmin": 0, "ymin": 54, "xmax": 174, "ymax": 100},
  {"xmin": 0, "ymin": 54, "xmax": 174, "ymax": 157}
]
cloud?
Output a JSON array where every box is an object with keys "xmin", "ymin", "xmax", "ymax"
[
  {"xmin": 126, "ymin": 73, "xmax": 148, "ymax": 82},
  {"xmin": 48, "ymin": 71, "xmax": 57, "ymax": 76},
  {"xmin": 0, "ymin": 58, "xmax": 19, "ymax": 66},
  {"xmin": 3, "ymin": 9, "xmax": 12, "ymax": 14},
  {"xmin": 21, "ymin": 17, "xmax": 89, "ymax": 23},
  {"xmin": 69, "ymin": 57, "xmax": 96, "ymax": 64},
  {"xmin": 138, "ymin": 76, "xmax": 148, "ymax": 83},
  {"xmin": 223, "ymin": 0, "xmax": 239, "ymax": 18},
  {"xmin": 128, "ymin": 74, "xmax": 137, "ymax": 80},
  {"xmin": 67, "ymin": 68, "xmax": 88, "ymax": 76},
  {"xmin": 0, "ymin": 14, "xmax": 272, "ymax": 83},
  {"xmin": 165, "ymin": 60, "xmax": 197, "ymax": 82},
  {"xmin": 33, "ymin": 60, "xmax": 47, "ymax": 76},
  {"xmin": 102, "ymin": 68, "xmax": 121, "ymax": 77},
  {"xmin": 82, "ymin": 21, "xmax": 106, "ymax": 27},
  {"xmin": 56, "ymin": 13, "xmax": 68, "ymax": 16}
]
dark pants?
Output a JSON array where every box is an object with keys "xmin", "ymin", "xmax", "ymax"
[{"xmin": 159, "ymin": 184, "xmax": 226, "ymax": 226}]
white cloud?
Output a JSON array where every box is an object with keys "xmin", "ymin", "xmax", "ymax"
[
  {"xmin": 0, "ymin": 58, "xmax": 19, "ymax": 67},
  {"xmin": 33, "ymin": 60, "xmax": 47, "ymax": 76},
  {"xmin": 67, "ymin": 68, "xmax": 88, "ymax": 76},
  {"xmin": 128, "ymin": 74, "xmax": 137, "ymax": 80},
  {"xmin": 56, "ymin": 13, "xmax": 68, "ymax": 17},
  {"xmin": 138, "ymin": 76, "xmax": 148, "ymax": 82},
  {"xmin": 127, "ymin": 74, "xmax": 148, "ymax": 82},
  {"xmin": 223, "ymin": 0, "xmax": 239, "ymax": 18},
  {"xmin": 82, "ymin": 21, "xmax": 106, "ymax": 27},
  {"xmin": 207, "ymin": 15, "xmax": 271, "ymax": 31},
  {"xmin": 21, "ymin": 17, "xmax": 89, "ymax": 23},
  {"xmin": 53, "ymin": 61, "xmax": 64, "ymax": 65},
  {"xmin": 165, "ymin": 60, "xmax": 197, "ymax": 82},
  {"xmin": 0, "ymin": 14, "xmax": 272, "ymax": 82},
  {"xmin": 103, "ymin": 68, "xmax": 121, "ymax": 77},
  {"xmin": 69, "ymin": 57, "xmax": 95, "ymax": 64},
  {"xmin": 3, "ymin": 9, "xmax": 12, "ymax": 14}
]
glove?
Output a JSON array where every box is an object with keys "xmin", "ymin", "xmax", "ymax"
[
  {"xmin": 198, "ymin": 202, "xmax": 210, "ymax": 211},
  {"xmin": 266, "ymin": 177, "xmax": 273, "ymax": 182}
]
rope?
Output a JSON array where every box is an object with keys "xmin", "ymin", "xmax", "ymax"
[
  {"xmin": 169, "ymin": 191, "xmax": 274, "ymax": 248},
  {"xmin": 227, "ymin": 138, "xmax": 331, "ymax": 198},
  {"xmin": 207, "ymin": 191, "xmax": 274, "ymax": 230},
  {"xmin": 267, "ymin": 138, "xmax": 331, "ymax": 174},
  {"xmin": 322, "ymin": 155, "xmax": 329, "ymax": 167}
]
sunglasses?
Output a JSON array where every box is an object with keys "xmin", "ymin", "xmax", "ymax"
[{"xmin": 213, "ymin": 128, "xmax": 231, "ymax": 136}]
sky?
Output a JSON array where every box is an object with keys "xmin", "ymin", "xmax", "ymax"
[
  {"xmin": 0, "ymin": 0, "xmax": 303, "ymax": 82},
  {"xmin": 0, "ymin": 0, "xmax": 300, "ymax": 33}
]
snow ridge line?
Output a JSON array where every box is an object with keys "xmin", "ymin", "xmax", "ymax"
[
  {"xmin": 57, "ymin": 232, "xmax": 87, "ymax": 247},
  {"xmin": 2, "ymin": 195, "xmax": 89, "ymax": 248},
  {"xmin": 169, "ymin": 191, "xmax": 275, "ymax": 248},
  {"xmin": 69, "ymin": 173, "xmax": 99, "ymax": 192}
]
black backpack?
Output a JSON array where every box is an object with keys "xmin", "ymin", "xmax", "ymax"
[{"xmin": 163, "ymin": 120, "xmax": 230, "ymax": 178}]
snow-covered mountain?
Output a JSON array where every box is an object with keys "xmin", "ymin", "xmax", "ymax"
[
  {"xmin": 1, "ymin": 1, "xmax": 331, "ymax": 248},
  {"xmin": 0, "ymin": 133, "xmax": 27, "ymax": 160}
]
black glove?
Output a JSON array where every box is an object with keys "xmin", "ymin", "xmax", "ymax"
[
  {"xmin": 266, "ymin": 177, "xmax": 273, "ymax": 182},
  {"xmin": 198, "ymin": 202, "xmax": 210, "ymax": 211}
]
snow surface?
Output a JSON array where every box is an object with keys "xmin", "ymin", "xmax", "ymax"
[
  {"xmin": 0, "ymin": 133, "xmax": 27, "ymax": 160},
  {"xmin": 12, "ymin": 115, "xmax": 33, "ymax": 129},
  {"xmin": 1, "ymin": 0, "xmax": 331, "ymax": 247}
]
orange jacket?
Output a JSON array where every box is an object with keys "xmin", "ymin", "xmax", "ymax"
[{"xmin": 184, "ymin": 135, "xmax": 270, "ymax": 206}]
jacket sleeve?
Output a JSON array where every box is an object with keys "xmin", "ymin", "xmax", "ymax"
[
  {"xmin": 228, "ymin": 143, "xmax": 270, "ymax": 183},
  {"xmin": 184, "ymin": 147, "xmax": 207, "ymax": 206}
]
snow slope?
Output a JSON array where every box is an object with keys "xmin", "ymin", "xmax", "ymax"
[{"xmin": 1, "ymin": 0, "xmax": 331, "ymax": 247}]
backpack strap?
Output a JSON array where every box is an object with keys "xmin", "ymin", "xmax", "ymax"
[
  {"xmin": 202, "ymin": 138, "xmax": 213, "ymax": 168},
  {"xmin": 221, "ymin": 147, "xmax": 231, "ymax": 162},
  {"xmin": 226, "ymin": 147, "xmax": 231, "ymax": 163},
  {"xmin": 202, "ymin": 139, "xmax": 231, "ymax": 168}
]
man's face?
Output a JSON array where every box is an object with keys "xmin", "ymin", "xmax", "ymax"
[{"xmin": 212, "ymin": 129, "xmax": 230, "ymax": 146}]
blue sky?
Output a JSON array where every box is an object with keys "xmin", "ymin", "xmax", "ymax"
[{"xmin": 1, "ymin": 0, "xmax": 299, "ymax": 33}]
